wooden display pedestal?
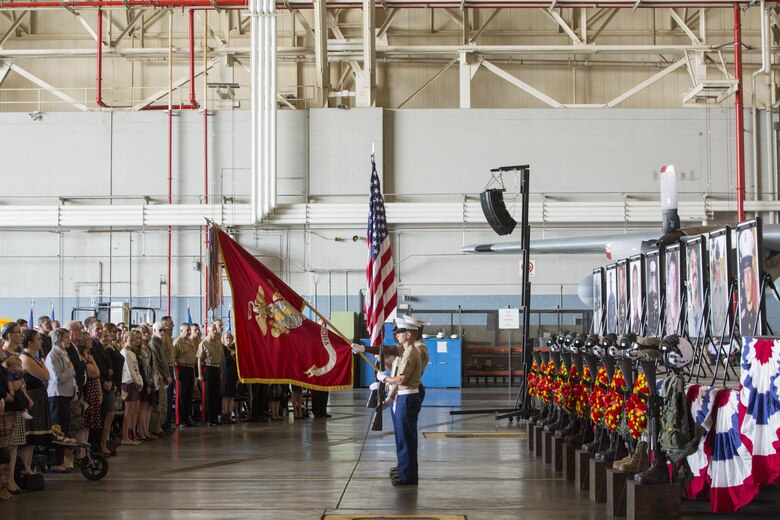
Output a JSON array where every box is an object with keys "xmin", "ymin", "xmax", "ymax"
[
  {"xmin": 561, "ymin": 442, "xmax": 576, "ymax": 481},
  {"xmin": 574, "ymin": 449, "xmax": 591, "ymax": 491},
  {"xmin": 542, "ymin": 430, "xmax": 553, "ymax": 464},
  {"xmin": 526, "ymin": 421, "xmax": 535, "ymax": 452},
  {"xmin": 550, "ymin": 435, "xmax": 564, "ymax": 472},
  {"xmin": 626, "ymin": 481, "xmax": 681, "ymax": 520},
  {"xmin": 606, "ymin": 468, "xmax": 628, "ymax": 517},
  {"xmin": 589, "ymin": 457, "xmax": 607, "ymax": 503},
  {"xmin": 534, "ymin": 425, "xmax": 543, "ymax": 457}
]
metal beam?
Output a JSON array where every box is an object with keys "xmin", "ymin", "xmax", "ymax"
[
  {"xmin": 377, "ymin": 7, "xmax": 398, "ymax": 40},
  {"xmin": 1, "ymin": 11, "xmax": 29, "ymax": 36},
  {"xmin": 481, "ymin": 58, "xmax": 565, "ymax": 107},
  {"xmin": 328, "ymin": 12, "xmax": 362, "ymax": 80},
  {"xmin": 196, "ymin": 10, "xmax": 225, "ymax": 47},
  {"xmin": 292, "ymin": 9, "xmax": 314, "ymax": 36},
  {"xmin": 0, "ymin": 61, "xmax": 11, "ymax": 86},
  {"xmin": 131, "ymin": 56, "xmax": 219, "ymax": 110},
  {"xmin": 313, "ymin": 0, "xmax": 329, "ymax": 107},
  {"xmin": 71, "ymin": 9, "xmax": 99, "ymax": 42},
  {"xmin": 111, "ymin": 9, "xmax": 144, "ymax": 46},
  {"xmin": 469, "ymin": 7, "xmax": 500, "ymax": 43},
  {"xmin": 588, "ymin": 7, "xmax": 619, "ymax": 43},
  {"xmin": 544, "ymin": 7, "xmax": 582, "ymax": 45},
  {"xmin": 443, "ymin": 8, "xmax": 464, "ymax": 28},
  {"xmin": 668, "ymin": 7, "xmax": 701, "ymax": 44},
  {"xmin": 396, "ymin": 55, "xmax": 458, "ymax": 109},
  {"xmin": 605, "ymin": 57, "xmax": 687, "ymax": 107},
  {"xmin": 0, "ymin": 10, "xmax": 28, "ymax": 45},
  {"xmin": 7, "ymin": 62, "xmax": 89, "ymax": 111}
]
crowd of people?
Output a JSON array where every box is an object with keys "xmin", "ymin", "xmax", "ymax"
[{"xmin": 0, "ymin": 314, "xmax": 332, "ymax": 501}]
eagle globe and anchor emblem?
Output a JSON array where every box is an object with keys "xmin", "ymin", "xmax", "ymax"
[{"xmin": 248, "ymin": 286, "xmax": 337, "ymax": 377}]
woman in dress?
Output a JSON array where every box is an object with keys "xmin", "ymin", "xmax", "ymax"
[
  {"xmin": 79, "ymin": 332, "xmax": 103, "ymax": 455},
  {"xmin": 0, "ymin": 361, "xmax": 14, "ymax": 501},
  {"xmin": 120, "ymin": 331, "xmax": 144, "ymax": 445},
  {"xmin": 19, "ymin": 330, "xmax": 52, "ymax": 475},
  {"xmin": 220, "ymin": 333, "xmax": 239, "ymax": 423},
  {"xmin": 1, "ymin": 321, "xmax": 24, "ymax": 493},
  {"xmin": 135, "ymin": 325, "xmax": 156, "ymax": 441}
]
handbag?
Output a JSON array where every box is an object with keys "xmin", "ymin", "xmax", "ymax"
[
  {"xmin": 19, "ymin": 472, "xmax": 45, "ymax": 492},
  {"xmin": 0, "ymin": 414, "xmax": 10, "ymax": 464}
]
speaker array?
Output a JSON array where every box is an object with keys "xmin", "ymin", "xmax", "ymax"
[{"xmin": 480, "ymin": 189, "xmax": 517, "ymax": 236}]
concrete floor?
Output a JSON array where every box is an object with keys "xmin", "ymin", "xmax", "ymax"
[{"xmin": 2, "ymin": 388, "xmax": 778, "ymax": 519}]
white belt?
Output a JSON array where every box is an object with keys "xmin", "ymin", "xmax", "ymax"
[{"xmin": 398, "ymin": 388, "xmax": 419, "ymax": 395}]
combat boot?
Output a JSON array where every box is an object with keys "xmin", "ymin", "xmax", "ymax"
[
  {"xmin": 616, "ymin": 441, "xmax": 649, "ymax": 473},
  {"xmin": 566, "ymin": 424, "xmax": 593, "ymax": 445},
  {"xmin": 634, "ymin": 451, "xmax": 670, "ymax": 484},
  {"xmin": 538, "ymin": 408, "xmax": 560, "ymax": 428},
  {"xmin": 595, "ymin": 437, "xmax": 629, "ymax": 463},
  {"xmin": 555, "ymin": 417, "xmax": 579, "ymax": 438},
  {"xmin": 545, "ymin": 410, "xmax": 568, "ymax": 432},
  {"xmin": 582, "ymin": 427, "xmax": 609, "ymax": 452}
]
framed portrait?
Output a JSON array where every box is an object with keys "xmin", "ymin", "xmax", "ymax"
[
  {"xmin": 736, "ymin": 219, "xmax": 765, "ymax": 337},
  {"xmin": 684, "ymin": 236, "xmax": 707, "ymax": 339},
  {"xmin": 616, "ymin": 259, "xmax": 629, "ymax": 334},
  {"xmin": 605, "ymin": 263, "xmax": 618, "ymax": 334},
  {"xmin": 644, "ymin": 249, "xmax": 664, "ymax": 337},
  {"xmin": 664, "ymin": 243, "xmax": 684, "ymax": 336},
  {"xmin": 628, "ymin": 255, "xmax": 645, "ymax": 334},
  {"xmin": 708, "ymin": 228, "xmax": 732, "ymax": 339},
  {"xmin": 593, "ymin": 267, "xmax": 605, "ymax": 335}
]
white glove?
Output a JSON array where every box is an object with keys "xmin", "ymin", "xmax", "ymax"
[
  {"xmin": 351, "ymin": 343, "xmax": 365, "ymax": 354},
  {"xmin": 376, "ymin": 371, "xmax": 387, "ymax": 382},
  {"xmin": 369, "ymin": 382, "xmax": 379, "ymax": 391}
]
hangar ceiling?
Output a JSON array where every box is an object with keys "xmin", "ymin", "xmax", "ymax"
[{"xmin": 0, "ymin": 1, "xmax": 777, "ymax": 111}]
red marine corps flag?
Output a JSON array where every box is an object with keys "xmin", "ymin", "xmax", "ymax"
[{"xmin": 207, "ymin": 225, "xmax": 353, "ymax": 390}]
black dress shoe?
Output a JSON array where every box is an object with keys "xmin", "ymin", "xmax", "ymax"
[{"xmin": 391, "ymin": 478, "xmax": 418, "ymax": 486}]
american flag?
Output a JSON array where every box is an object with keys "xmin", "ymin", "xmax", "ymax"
[{"xmin": 365, "ymin": 158, "xmax": 397, "ymax": 347}]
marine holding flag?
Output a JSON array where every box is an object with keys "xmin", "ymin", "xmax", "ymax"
[{"xmin": 210, "ymin": 227, "xmax": 353, "ymax": 390}]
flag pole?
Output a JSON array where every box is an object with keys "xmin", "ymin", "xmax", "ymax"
[{"xmin": 303, "ymin": 302, "xmax": 378, "ymax": 372}]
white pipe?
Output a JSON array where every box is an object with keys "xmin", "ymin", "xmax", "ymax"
[
  {"xmin": 752, "ymin": 1, "xmax": 769, "ymax": 204},
  {"xmin": 263, "ymin": 0, "xmax": 271, "ymax": 217},
  {"xmin": 270, "ymin": 0, "xmax": 277, "ymax": 212},
  {"xmin": 250, "ymin": 0, "xmax": 261, "ymax": 223}
]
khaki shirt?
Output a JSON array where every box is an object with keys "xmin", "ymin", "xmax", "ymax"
[
  {"xmin": 197, "ymin": 338, "xmax": 224, "ymax": 367},
  {"xmin": 162, "ymin": 334, "xmax": 175, "ymax": 368},
  {"xmin": 396, "ymin": 344, "xmax": 422, "ymax": 392},
  {"xmin": 414, "ymin": 339, "xmax": 429, "ymax": 375},
  {"xmin": 173, "ymin": 336, "xmax": 197, "ymax": 366}
]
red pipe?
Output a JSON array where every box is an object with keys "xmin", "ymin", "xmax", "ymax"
[
  {"xmin": 734, "ymin": 3, "xmax": 745, "ymax": 222},
  {"xmin": 167, "ymin": 106, "xmax": 173, "ymax": 316},
  {"xmin": 97, "ymin": 7, "xmax": 198, "ymax": 110},
  {"xmin": 189, "ymin": 9, "xmax": 197, "ymax": 107},
  {"xmin": 0, "ymin": 1, "xmax": 773, "ymax": 10}
]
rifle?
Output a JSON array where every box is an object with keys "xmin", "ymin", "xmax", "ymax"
[{"xmin": 371, "ymin": 343, "xmax": 385, "ymax": 431}]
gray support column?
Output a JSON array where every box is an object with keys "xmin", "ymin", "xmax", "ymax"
[{"xmin": 313, "ymin": 0, "xmax": 330, "ymax": 108}]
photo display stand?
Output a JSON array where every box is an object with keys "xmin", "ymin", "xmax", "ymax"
[
  {"xmin": 629, "ymin": 254, "xmax": 645, "ymax": 336},
  {"xmin": 593, "ymin": 267, "xmax": 605, "ymax": 336},
  {"xmin": 644, "ymin": 248, "xmax": 664, "ymax": 338},
  {"xmin": 616, "ymin": 259, "xmax": 630, "ymax": 336},
  {"xmin": 736, "ymin": 218, "xmax": 766, "ymax": 338},
  {"xmin": 704, "ymin": 227, "xmax": 737, "ymax": 386},
  {"xmin": 663, "ymin": 243, "xmax": 685, "ymax": 338},
  {"xmin": 605, "ymin": 263, "xmax": 618, "ymax": 335},
  {"xmin": 684, "ymin": 235, "xmax": 710, "ymax": 383}
]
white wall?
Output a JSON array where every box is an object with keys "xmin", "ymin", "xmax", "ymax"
[{"xmin": 0, "ymin": 107, "xmax": 757, "ymax": 323}]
